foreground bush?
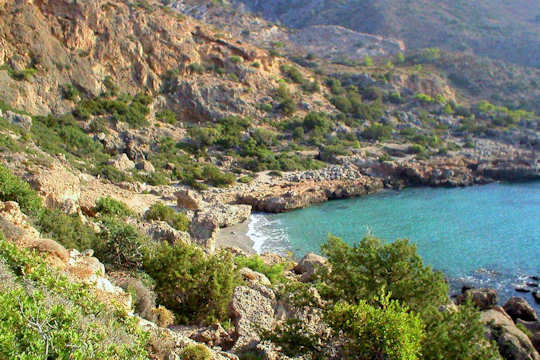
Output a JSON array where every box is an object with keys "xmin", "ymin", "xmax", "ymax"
[
  {"xmin": 144, "ymin": 242, "xmax": 240, "ymax": 325},
  {"xmin": 328, "ymin": 294, "xmax": 425, "ymax": 360},
  {"xmin": 0, "ymin": 233, "xmax": 148, "ymax": 359},
  {"xmin": 145, "ymin": 203, "xmax": 189, "ymax": 232},
  {"xmin": 320, "ymin": 236, "xmax": 448, "ymax": 312}
]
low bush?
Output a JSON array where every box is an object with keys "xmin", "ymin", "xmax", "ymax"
[
  {"xmin": 361, "ymin": 123, "xmax": 393, "ymax": 141},
  {"xmin": 180, "ymin": 344, "xmax": 212, "ymax": 360},
  {"xmin": 94, "ymin": 196, "xmax": 134, "ymax": 218},
  {"xmin": 36, "ymin": 208, "xmax": 99, "ymax": 251},
  {"xmin": 0, "ymin": 164, "xmax": 42, "ymax": 215},
  {"xmin": 202, "ymin": 165, "xmax": 235, "ymax": 187},
  {"xmin": 235, "ymin": 255, "xmax": 288, "ymax": 284},
  {"xmin": 145, "ymin": 203, "xmax": 189, "ymax": 232},
  {"xmin": 155, "ymin": 109, "xmax": 177, "ymax": 124},
  {"xmin": 96, "ymin": 218, "xmax": 147, "ymax": 269},
  {"xmin": 144, "ymin": 242, "xmax": 241, "ymax": 325}
]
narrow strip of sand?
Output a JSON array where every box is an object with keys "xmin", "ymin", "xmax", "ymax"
[{"xmin": 215, "ymin": 220, "xmax": 256, "ymax": 254}]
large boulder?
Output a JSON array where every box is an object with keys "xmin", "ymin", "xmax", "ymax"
[
  {"xmin": 504, "ymin": 297, "xmax": 539, "ymax": 322},
  {"xmin": 294, "ymin": 253, "xmax": 328, "ymax": 282},
  {"xmin": 139, "ymin": 220, "xmax": 190, "ymax": 244},
  {"xmin": 482, "ymin": 306, "xmax": 540, "ymax": 360},
  {"xmin": 175, "ymin": 189, "xmax": 206, "ymax": 210},
  {"xmin": 456, "ymin": 288, "xmax": 498, "ymax": 310},
  {"xmin": 230, "ymin": 285, "xmax": 276, "ymax": 352},
  {"xmin": 107, "ymin": 153, "xmax": 135, "ymax": 172}
]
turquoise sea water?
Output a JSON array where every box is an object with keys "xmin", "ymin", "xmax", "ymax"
[{"xmin": 247, "ymin": 182, "xmax": 540, "ymax": 309}]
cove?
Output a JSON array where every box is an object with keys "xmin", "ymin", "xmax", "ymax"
[{"xmin": 248, "ymin": 182, "xmax": 540, "ymax": 309}]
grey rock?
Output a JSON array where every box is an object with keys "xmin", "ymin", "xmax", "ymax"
[
  {"xmin": 504, "ymin": 297, "xmax": 539, "ymax": 322},
  {"xmin": 4, "ymin": 110, "xmax": 32, "ymax": 130}
]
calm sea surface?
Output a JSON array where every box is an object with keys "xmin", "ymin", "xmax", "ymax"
[{"xmin": 247, "ymin": 182, "xmax": 540, "ymax": 310}]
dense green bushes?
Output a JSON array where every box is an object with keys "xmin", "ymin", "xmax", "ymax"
[
  {"xmin": 145, "ymin": 202, "xmax": 189, "ymax": 232},
  {"xmin": 328, "ymin": 295, "xmax": 424, "ymax": 360},
  {"xmin": 270, "ymin": 235, "xmax": 497, "ymax": 359},
  {"xmin": 143, "ymin": 242, "xmax": 241, "ymax": 325},
  {"xmin": 320, "ymin": 236, "xmax": 448, "ymax": 312},
  {"xmin": 0, "ymin": 233, "xmax": 148, "ymax": 359}
]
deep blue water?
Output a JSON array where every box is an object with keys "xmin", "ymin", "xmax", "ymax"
[{"xmin": 247, "ymin": 182, "xmax": 540, "ymax": 310}]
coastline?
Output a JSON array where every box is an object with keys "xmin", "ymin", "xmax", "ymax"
[{"xmin": 215, "ymin": 220, "xmax": 256, "ymax": 254}]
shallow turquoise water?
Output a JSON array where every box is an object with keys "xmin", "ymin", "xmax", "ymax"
[{"xmin": 248, "ymin": 182, "xmax": 540, "ymax": 308}]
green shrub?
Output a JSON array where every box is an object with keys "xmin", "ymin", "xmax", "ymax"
[
  {"xmin": 331, "ymin": 95, "xmax": 352, "ymax": 113},
  {"xmin": 144, "ymin": 242, "xmax": 240, "ymax": 325},
  {"xmin": 156, "ymin": 109, "xmax": 177, "ymax": 124},
  {"xmin": 0, "ymin": 233, "xmax": 148, "ymax": 360},
  {"xmin": 61, "ymin": 83, "xmax": 80, "ymax": 101},
  {"xmin": 96, "ymin": 218, "xmax": 147, "ymax": 269},
  {"xmin": 180, "ymin": 344, "xmax": 212, "ymax": 360},
  {"xmin": 409, "ymin": 144, "xmax": 426, "ymax": 154},
  {"xmin": 188, "ymin": 63, "xmax": 204, "ymax": 74},
  {"xmin": 328, "ymin": 294, "xmax": 425, "ymax": 360},
  {"xmin": 262, "ymin": 319, "xmax": 325, "ymax": 358},
  {"xmin": 92, "ymin": 164, "xmax": 132, "ymax": 183},
  {"xmin": 202, "ymin": 165, "xmax": 235, "ymax": 187},
  {"xmin": 36, "ymin": 208, "xmax": 99, "ymax": 251},
  {"xmin": 238, "ymin": 176, "xmax": 253, "ymax": 184},
  {"xmin": 422, "ymin": 301, "xmax": 500, "ymax": 360},
  {"xmin": 320, "ymin": 236, "xmax": 448, "ymax": 312},
  {"xmin": 0, "ymin": 164, "xmax": 42, "ymax": 215},
  {"xmin": 235, "ymin": 255, "xmax": 288, "ymax": 284},
  {"xmin": 229, "ymin": 56, "xmax": 243, "ymax": 64},
  {"xmin": 145, "ymin": 203, "xmax": 189, "ymax": 232},
  {"xmin": 94, "ymin": 196, "xmax": 134, "ymax": 218},
  {"xmin": 361, "ymin": 123, "xmax": 392, "ymax": 141}
]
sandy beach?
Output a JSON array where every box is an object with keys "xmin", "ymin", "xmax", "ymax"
[{"xmin": 215, "ymin": 220, "xmax": 256, "ymax": 254}]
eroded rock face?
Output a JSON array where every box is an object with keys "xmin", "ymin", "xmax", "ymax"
[
  {"xmin": 457, "ymin": 288, "xmax": 498, "ymax": 310},
  {"xmin": 504, "ymin": 297, "xmax": 539, "ymax": 322},
  {"xmin": 230, "ymin": 285, "xmax": 276, "ymax": 352},
  {"xmin": 482, "ymin": 306, "xmax": 540, "ymax": 360}
]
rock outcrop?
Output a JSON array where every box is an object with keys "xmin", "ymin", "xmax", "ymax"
[
  {"xmin": 482, "ymin": 306, "xmax": 540, "ymax": 360},
  {"xmin": 504, "ymin": 297, "xmax": 539, "ymax": 322},
  {"xmin": 457, "ymin": 288, "xmax": 498, "ymax": 310}
]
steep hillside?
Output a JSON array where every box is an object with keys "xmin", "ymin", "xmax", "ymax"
[{"xmin": 232, "ymin": 0, "xmax": 540, "ymax": 67}]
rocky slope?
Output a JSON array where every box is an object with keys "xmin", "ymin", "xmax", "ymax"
[{"xmin": 231, "ymin": 0, "xmax": 540, "ymax": 67}]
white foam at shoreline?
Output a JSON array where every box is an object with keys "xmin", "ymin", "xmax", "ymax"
[{"xmin": 246, "ymin": 213, "xmax": 289, "ymax": 254}]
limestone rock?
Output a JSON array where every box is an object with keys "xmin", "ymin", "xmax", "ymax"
[
  {"xmin": 28, "ymin": 161, "xmax": 81, "ymax": 214},
  {"xmin": 107, "ymin": 153, "xmax": 135, "ymax": 172},
  {"xmin": 140, "ymin": 220, "xmax": 191, "ymax": 244},
  {"xmin": 190, "ymin": 323, "xmax": 235, "ymax": 349},
  {"xmin": 4, "ymin": 110, "xmax": 32, "ymax": 130},
  {"xmin": 176, "ymin": 189, "xmax": 206, "ymax": 210},
  {"xmin": 136, "ymin": 160, "xmax": 155, "ymax": 173},
  {"xmin": 230, "ymin": 285, "xmax": 276, "ymax": 351},
  {"xmin": 482, "ymin": 306, "xmax": 540, "ymax": 360},
  {"xmin": 504, "ymin": 297, "xmax": 539, "ymax": 322},
  {"xmin": 457, "ymin": 288, "xmax": 498, "ymax": 310},
  {"xmin": 239, "ymin": 267, "xmax": 272, "ymax": 286},
  {"xmin": 294, "ymin": 253, "xmax": 328, "ymax": 282}
]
